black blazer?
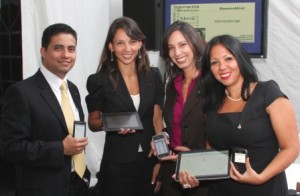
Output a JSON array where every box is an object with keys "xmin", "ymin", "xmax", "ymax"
[
  {"xmin": 0, "ymin": 70, "xmax": 84, "ymax": 196},
  {"xmin": 86, "ymin": 67, "xmax": 164, "ymax": 162}
]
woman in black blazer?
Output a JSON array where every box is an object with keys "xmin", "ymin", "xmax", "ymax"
[
  {"xmin": 158, "ymin": 21, "xmax": 208, "ymax": 196},
  {"xmin": 85, "ymin": 17, "xmax": 165, "ymax": 196}
]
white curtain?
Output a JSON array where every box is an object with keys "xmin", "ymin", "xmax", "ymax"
[{"xmin": 253, "ymin": 0, "xmax": 300, "ymax": 132}]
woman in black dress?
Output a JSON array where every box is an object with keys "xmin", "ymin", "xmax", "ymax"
[{"xmin": 177, "ymin": 35, "xmax": 299, "ymax": 196}]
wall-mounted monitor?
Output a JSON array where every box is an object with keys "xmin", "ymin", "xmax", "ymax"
[{"xmin": 164, "ymin": 0, "xmax": 268, "ymax": 58}]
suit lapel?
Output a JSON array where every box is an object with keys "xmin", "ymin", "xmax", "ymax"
[
  {"xmin": 68, "ymin": 81, "xmax": 84, "ymax": 120},
  {"xmin": 137, "ymin": 71, "xmax": 153, "ymax": 116},
  {"xmin": 112, "ymin": 71, "xmax": 154, "ymax": 116},
  {"xmin": 115, "ymin": 73, "xmax": 136, "ymax": 111},
  {"xmin": 182, "ymin": 84, "xmax": 201, "ymax": 118},
  {"xmin": 35, "ymin": 70, "xmax": 68, "ymax": 133}
]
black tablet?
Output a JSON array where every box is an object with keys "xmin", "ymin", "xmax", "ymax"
[
  {"xmin": 175, "ymin": 149, "xmax": 230, "ymax": 180},
  {"xmin": 101, "ymin": 112, "xmax": 144, "ymax": 131}
]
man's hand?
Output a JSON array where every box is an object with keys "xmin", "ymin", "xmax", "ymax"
[{"xmin": 63, "ymin": 135, "xmax": 88, "ymax": 155}]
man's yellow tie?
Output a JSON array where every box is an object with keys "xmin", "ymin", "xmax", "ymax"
[{"xmin": 60, "ymin": 81, "xmax": 86, "ymax": 178}]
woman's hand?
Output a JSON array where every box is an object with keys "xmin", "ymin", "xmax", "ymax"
[
  {"xmin": 117, "ymin": 128, "xmax": 136, "ymax": 135},
  {"xmin": 174, "ymin": 146, "xmax": 191, "ymax": 152},
  {"xmin": 230, "ymin": 158, "xmax": 263, "ymax": 185},
  {"xmin": 160, "ymin": 150, "xmax": 178, "ymax": 161},
  {"xmin": 151, "ymin": 163, "xmax": 161, "ymax": 193},
  {"xmin": 173, "ymin": 170, "xmax": 200, "ymax": 189},
  {"xmin": 149, "ymin": 132, "xmax": 170, "ymax": 157},
  {"xmin": 155, "ymin": 145, "xmax": 190, "ymax": 162}
]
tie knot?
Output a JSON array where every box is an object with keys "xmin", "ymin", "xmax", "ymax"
[{"xmin": 60, "ymin": 81, "xmax": 68, "ymax": 92}]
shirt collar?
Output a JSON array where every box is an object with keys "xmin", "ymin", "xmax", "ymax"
[
  {"xmin": 40, "ymin": 65, "xmax": 67, "ymax": 91},
  {"xmin": 173, "ymin": 71, "xmax": 201, "ymax": 85}
]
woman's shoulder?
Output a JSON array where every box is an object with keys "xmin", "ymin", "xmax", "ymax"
[
  {"xmin": 148, "ymin": 66, "xmax": 163, "ymax": 80},
  {"xmin": 87, "ymin": 69, "xmax": 109, "ymax": 81},
  {"xmin": 149, "ymin": 66, "xmax": 161, "ymax": 75},
  {"xmin": 256, "ymin": 80, "xmax": 287, "ymax": 105},
  {"xmin": 257, "ymin": 80, "xmax": 283, "ymax": 94},
  {"xmin": 259, "ymin": 79, "xmax": 278, "ymax": 87},
  {"xmin": 86, "ymin": 69, "xmax": 110, "ymax": 89}
]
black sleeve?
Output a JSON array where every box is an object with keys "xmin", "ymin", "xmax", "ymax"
[
  {"xmin": 262, "ymin": 80, "xmax": 287, "ymax": 107},
  {"xmin": 85, "ymin": 72, "xmax": 105, "ymax": 113},
  {"xmin": 150, "ymin": 67, "xmax": 165, "ymax": 109}
]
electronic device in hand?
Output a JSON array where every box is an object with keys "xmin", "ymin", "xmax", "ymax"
[
  {"xmin": 152, "ymin": 134, "xmax": 169, "ymax": 159},
  {"xmin": 175, "ymin": 149, "xmax": 230, "ymax": 180},
  {"xmin": 231, "ymin": 148, "xmax": 248, "ymax": 174},
  {"xmin": 73, "ymin": 121, "xmax": 86, "ymax": 138}
]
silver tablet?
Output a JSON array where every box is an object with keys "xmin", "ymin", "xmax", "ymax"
[
  {"xmin": 175, "ymin": 149, "xmax": 230, "ymax": 180},
  {"xmin": 101, "ymin": 112, "xmax": 144, "ymax": 131}
]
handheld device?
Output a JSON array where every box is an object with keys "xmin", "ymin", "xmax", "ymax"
[
  {"xmin": 73, "ymin": 121, "xmax": 86, "ymax": 138},
  {"xmin": 231, "ymin": 148, "xmax": 248, "ymax": 174},
  {"xmin": 152, "ymin": 134, "xmax": 169, "ymax": 159}
]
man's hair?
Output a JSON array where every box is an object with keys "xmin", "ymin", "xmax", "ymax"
[{"xmin": 41, "ymin": 23, "xmax": 77, "ymax": 49}]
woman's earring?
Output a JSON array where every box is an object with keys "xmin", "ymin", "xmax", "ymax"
[
  {"xmin": 138, "ymin": 48, "xmax": 141, "ymax": 59},
  {"xmin": 196, "ymin": 56, "xmax": 202, "ymax": 62},
  {"xmin": 110, "ymin": 51, "xmax": 114, "ymax": 61},
  {"xmin": 170, "ymin": 61, "xmax": 174, "ymax": 67}
]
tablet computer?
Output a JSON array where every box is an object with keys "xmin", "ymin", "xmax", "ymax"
[
  {"xmin": 101, "ymin": 112, "xmax": 144, "ymax": 131},
  {"xmin": 175, "ymin": 149, "xmax": 230, "ymax": 180}
]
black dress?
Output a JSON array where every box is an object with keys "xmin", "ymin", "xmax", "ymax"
[{"xmin": 206, "ymin": 80, "xmax": 289, "ymax": 196}]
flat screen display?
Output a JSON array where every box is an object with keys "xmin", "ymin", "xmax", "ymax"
[
  {"xmin": 164, "ymin": 0, "xmax": 268, "ymax": 58},
  {"xmin": 175, "ymin": 149, "xmax": 230, "ymax": 180}
]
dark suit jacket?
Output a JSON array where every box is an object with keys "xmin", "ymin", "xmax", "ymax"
[
  {"xmin": 86, "ymin": 67, "xmax": 164, "ymax": 162},
  {"xmin": 0, "ymin": 70, "xmax": 84, "ymax": 196}
]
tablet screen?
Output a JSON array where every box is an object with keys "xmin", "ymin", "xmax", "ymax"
[
  {"xmin": 101, "ymin": 112, "xmax": 144, "ymax": 131},
  {"xmin": 175, "ymin": 149, "xmax": 230, "ymax": 180}
]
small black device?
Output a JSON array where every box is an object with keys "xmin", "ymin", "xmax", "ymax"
[
  {"xmin": 101, "ymin": 112, "xmax": 144, "ymax": 131},
  {"xmin": 231, "ymin": 148, "xmax": 248, "ymax": 174},
  {"xmin": 152, "ymin": 134, "xmax": 169, "ymax": 159},
  {"xmin": 73, "ymin": 121, "xmax": 86, "ymax": 138}
]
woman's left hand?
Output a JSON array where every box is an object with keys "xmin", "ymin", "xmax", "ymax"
[
  {"xmin": 174, "ymin": 146, "xmax": 191, "ymax": 152},
  {"xmin": 230, "ymin": 157, "xmax": 263, "ymax": 185},
  {"xmin": 117, "ymin": 128, "xmax": 136, "ymax": 135}
]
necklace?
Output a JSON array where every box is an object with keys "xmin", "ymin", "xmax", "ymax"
[
  {"xmin": 225, "ymin": 89, "xmax": 242, "ymax": 102},
  {"xmin": 226, "ymin": 94, "xmax": 242, "ymax": 102}
]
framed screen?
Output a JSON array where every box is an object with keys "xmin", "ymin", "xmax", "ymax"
[{"xmin": 164, "ymin": 0, "xmax": 268, "ymax": 58}]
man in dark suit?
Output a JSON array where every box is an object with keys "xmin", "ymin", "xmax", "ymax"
[{"xmin": 0, "ymin": 23, "xmax": 90, "ymax": 196}]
